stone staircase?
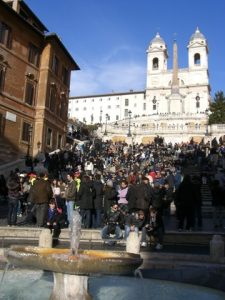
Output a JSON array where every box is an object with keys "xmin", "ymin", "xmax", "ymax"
[
  {"xmin": 0, "ymin": 136, "xmax": 20, "ymax": 165},
  {"xmin": 201, "ymin": 182, "xmax": 213, "ymax": 216},
  {"xmin": 0, "ymin": 226, "xmax": 224, "ymax": 249}
]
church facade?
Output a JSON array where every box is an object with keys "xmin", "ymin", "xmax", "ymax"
[{"xmin": 69, "ymin": 28, "xmax": 217, "ymax": 144}]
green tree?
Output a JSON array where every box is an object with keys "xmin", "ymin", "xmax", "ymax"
[{"xmin": 208, "ymin": 91, "xmax": 225, "ymax": 125}]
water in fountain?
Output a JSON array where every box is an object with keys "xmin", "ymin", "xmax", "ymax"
[
  {"xmin": 134, "ymin": 269, "xmax": 143, "ymax": 278},
  {"xmin": 69, "ymin": 209, "xmax": 82, "ymax": 255},
  {"xmin": 0, "ymin": 262, "xmax": 10, "ymax": 286},
  {"xmin": 1, "ymin": 270, "xmax": 225, "ymax": 300}
]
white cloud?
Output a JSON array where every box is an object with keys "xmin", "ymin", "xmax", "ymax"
[{"xmin": 70, "ymin": 47, "xmax": 146, "ymax": 96}]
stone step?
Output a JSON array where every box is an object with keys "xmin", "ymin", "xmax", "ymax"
[{"xmin": 0, "ymin": 227, "xmax": 224, "ymax": 248}]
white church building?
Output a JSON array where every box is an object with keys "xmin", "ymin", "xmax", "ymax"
[{"xmin": 69, "ymin": 28, "xmax": 224, "ymax": 144}]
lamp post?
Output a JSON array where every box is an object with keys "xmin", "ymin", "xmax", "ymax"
[
  {"xmin": 127, "ymin": 110, "xmax": 132, "ymax": 137},
  {"xmin": 25, "ymin": 124, "xmax": 33, "ymax": 168},
  {"xmin": 100, "ymin": 109, "xmax": 103, "ymax": 132},
  {"xmin": 104, "ymin": 113, "xmax": 109, "ymax": 136},
  {"xmin": 27, "ymin": 124, "xmax": 33, "ymax": 158},
  {"xmin": 100, "ymin": 110, "xmax": 103, "ymax": 124}
]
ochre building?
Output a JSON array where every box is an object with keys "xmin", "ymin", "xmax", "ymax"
[{"xmin": 0, "ymin": 0, "xmax": 79, "ymax": 157}]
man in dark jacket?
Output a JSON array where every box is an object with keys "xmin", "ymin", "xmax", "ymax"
[
  {"xmin": 101, "ymin": 202, "xmax": 123, "ymax": 244},
  {"xmin": 29, "ymin": 172, "xmax": 53, "ymax": 227},
  {"xmin": 175, "ymin": 175, "xmax": 197, "ymax": 231},
  {"xmin": 77, "ymin": 175, "xmax": 94, "ymax": 228},
  {"xmin": 151, "ymin": 182, "xmax": 165, "ymax": 215},
  {"xmin": 103, "ymin": 179, "xmax": 117, "ymax": 214},
  {"xmin": 92, "ymin": 174, "xmax": 104, "ymax": 228},
  {"xmin": 134, "ymin": 176, "xmax": 152, "ymax": 216},
  {"xmin": 65, "ymin": 172, "xmax": 76, "ymax": 226}
]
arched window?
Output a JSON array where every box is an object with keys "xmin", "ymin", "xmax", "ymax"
[
  {"xmin": 152, "ymin": 58, "xmax": 159, "ymax": 69},
  {"xmin": 194, "ymin": 53, "xmax": 201, "ymax": 65}
]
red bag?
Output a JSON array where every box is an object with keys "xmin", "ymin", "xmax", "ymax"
[{"xmin": 57, "ymin": 208, "xmax": 62, "ymax": 214}]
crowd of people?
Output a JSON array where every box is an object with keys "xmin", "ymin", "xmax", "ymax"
[{"xmin": 0, "ymin": 137, "xmax": 225, "ymax": 249}]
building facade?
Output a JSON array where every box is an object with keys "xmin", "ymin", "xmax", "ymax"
[
  {"xmin": 0, "ymin": 0, "xmax": 79, "ymax": 157},
  {"xmin": 69, "ymin": 28, "xmax": 214, "ymax": 144}
]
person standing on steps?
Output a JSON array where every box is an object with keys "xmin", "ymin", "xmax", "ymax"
[
  {"xmin": 65, "ymin": 172, "xmax": 76, "ymax": 226},
  {"xmin": 174, "ymin": 175, "xmax": 197, "ymax": 231},
  {"xmin": 6, "ymin": 173, "xmax": 20, "ymax": 226},
  {"xmin": 29, "ymin": 172, "xmax": 53, "ymax": 227}
]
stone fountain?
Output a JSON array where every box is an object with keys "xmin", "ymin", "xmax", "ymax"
[{"xmin": 4, "ymin": 211, "xmax": 142, "ymax": 300}]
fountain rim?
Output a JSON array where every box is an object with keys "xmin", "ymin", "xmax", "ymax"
[{"xmin": 4, "ymin": 245, "xmax": 143, "ymax": 276}]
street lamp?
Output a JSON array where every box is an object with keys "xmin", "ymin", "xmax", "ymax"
[
  {"xmin": 104, "ymin": 113, "xmax": 109, "ymax": 136},
  {"xmin": 100, "ymin": 109, "xmax": 103, "ymax": 124},
  {"xmin": 100, "ymin": 109, "xmax": 103, "ymax": 132},
  {"xmin": 27, "ymin": 124, "xmax": 33, "ymax": 158},
  {"xmin": 127, "ymin": 110, "xmax": 132, "ymax": 137},
  {"xmin": 25, "ymin": 124, "xmax": 33, "ymax": 168}
]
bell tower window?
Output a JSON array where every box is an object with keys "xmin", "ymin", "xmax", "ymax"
[
  {"xmin": 194, "ymin": 53, "xmax": 201, "ymax": 65},
  {"xmin": 152, "ymin": 58, "xmax": 159, "ymax": 69}
]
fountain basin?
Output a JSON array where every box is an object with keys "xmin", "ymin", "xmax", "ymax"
[
  {"xmin": 1, "ymin": 269, "xmax": 225, "ymax": 300},
  {"xmin": 4, "ymin": 246, "xmax": 143, "ymax": 276}
]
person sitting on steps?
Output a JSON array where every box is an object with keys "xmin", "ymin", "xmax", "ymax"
[
  {"xmin": 101, "ymin": 202, "xmax": 123, "ymax": 245},
  {"xmin": 141, "ymin": 206, "xmax": 164, "ymax": 250}
]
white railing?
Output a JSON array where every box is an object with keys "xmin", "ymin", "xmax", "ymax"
[
  {"xmin": 106, "ymin": 126, "xmax": 207, "ymax": 135},
  {"xmin": 211, "ymin": 124, "xmax": 225, "ymax": 132}
]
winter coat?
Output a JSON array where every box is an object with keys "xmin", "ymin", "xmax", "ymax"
[
  {"xmin": 29, "ymin": 178, "xmax": 53, "ymax": 204},
  {"xmin": 77, "ymin": 181, "xmax": 94, "ymax": 209},
  {"xmin": 65, "ymin": 180, "xmax": 76, "ymax": 201},
  {"xmin": 93, "ymin": 180, "xmax": 104, "ymax": 209},
  {"xmin": 151, "ymin": 186, "xmax": 165, "ymax": 212},
  {"xmin": 162, "ymin": 187, "xmax": 174, "ymax": 208},
  {"xmin": 105, "ymin": 208, "xmax": 121, "ymax": 225},
  {"xmin": 118, "ymin": 187, "xmax": 128, "ymax": 204},
  {"xmin": 174, "ymin": 176, "xmax": 197, "ymax": 209},
  {"xmin": 126, "ymin": 184, "xmax": 138, "ymax": 212},
  {"xmin": 47, "ymin": 208, "xmax": 60, "ymax": 224},
  {"xmin": 135, "ymin": 183, "xmax": 152, "ymax": 210},
  {"xmin": 6, "ymin": 175, "xmax": 20, "ymax": 201},
  {"xmin": 211, "ymin": 181, "xmax": 225, "ymax": 207},
  {"xmin": 103, "ymin": 186, "xmax": 118, "ymax": 212}
]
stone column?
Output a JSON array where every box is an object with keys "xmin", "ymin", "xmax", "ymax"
[
  {"xmin": 126, "ymin": 231, "xmax": 140, "ymax": 254},
  {"xmin": 50, "ymin": 273, "xmax": 92, "ymax": 300},
  {"xmin": 39, "ymin": 228, "xmax": 52, "ymax": 248}
]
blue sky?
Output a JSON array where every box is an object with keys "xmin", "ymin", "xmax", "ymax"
[{"xmin": 26, "ymin": 0, "xmax": 225, "ymax": 98}]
